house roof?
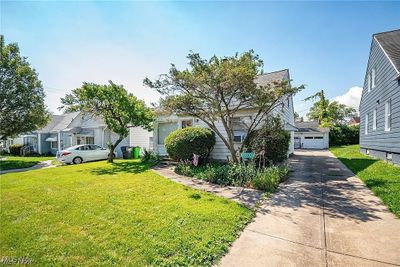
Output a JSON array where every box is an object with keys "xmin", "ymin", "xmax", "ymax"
[
  {"xmin": 255, "ymin": 69, "xmax": 289, "ymax": 86},
  {"xmin": 374, "ymin": 29, "xmax": 400, "ymax": 74},
  {"xmin": 37, "ymin": 112, "xmax": 80, "ymax": 133},
  {"xmin": 295, "ymin": 121, "xmax": 330, "ymax": 133}
]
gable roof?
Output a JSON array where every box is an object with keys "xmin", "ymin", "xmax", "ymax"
[
  {"xmin": 255, "ymin": 69, "xmax": 289, "ymax": 86},
  {"xmin": 295, "ymin": 121, "xmax": 330, "ymax": 133},
  {"xmin": 37, "ymin": 112, "xmax": 80, "ymax": 133},
  {"xmin": 374, "ymin": 29, "xmax": 400, "ymax": 74}
]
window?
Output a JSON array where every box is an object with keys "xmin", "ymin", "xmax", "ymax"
[
  {"xmin": 181, "ymin": 119, "xmax": 193, "ymax": 128},
  {"xmin": 367, "ymin": 73, "xmax": 371, "ymax": 92},
  {"xmin": 232, "ymin": 117, "xmax": 247, "ymax": 143},
  {"xmin": 50, "ymin": 141, "xmax": 58, "ymax": 149},
  {"xmin": 314, "ymin": 136, "xmax": 324, "ymax": 139},
  {"xmin": 304, "ymin": 136, "xmax": 313, "ymax": 139},
  {"xmin": 373, "ymin": 109, "xmax": 377, "ymax": 130},
  {"xmin": 371, "ymin": 68, "xmax": 376, "ymax": 88},
  {"xmin": 385, "ymin": 99, "xmax": 391, "ymax": 131},
  {"xmin": 158, "ymin": 122, "xmax": 177, "ymax": 145},
  {"xmin": 365, "ymin": 114, "xmax": 368, "ymax": 135}
]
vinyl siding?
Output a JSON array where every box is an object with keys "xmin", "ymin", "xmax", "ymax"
[
  {"xmin": 129, "ymin": 127, "xmax": 153, "ymax": 151},
  {"xmin": 359, "ymin": 38, "xmax": 400, "ymax": 154}
]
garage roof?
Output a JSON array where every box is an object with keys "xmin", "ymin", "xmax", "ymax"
[{"xmin": 295, "ymin": 121, "xmax": 329, "ymax": 133}]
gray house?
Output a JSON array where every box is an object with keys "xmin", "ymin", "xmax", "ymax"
[
  {"xmin": 3, "ymin": 112, "xmax": 129, "ymax": 157},
  {"xmin": 359, "ymin": 29, "xmax": 400, "ymax": 165}
]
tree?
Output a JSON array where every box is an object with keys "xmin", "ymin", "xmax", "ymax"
[
  {"xmin": 305, "ymin": 90, "xmax": 356, "ymax": 126},
  {"xmin": 60, "ymin": 81, "xmax": 154, "ymax": 163},
  {"xmin": 0, "ymin": 35, "xmax": 49, "ymax": 139},
  {"xmin": 144, "ymin": 50, "xmax": 303, "ymax": 163}
]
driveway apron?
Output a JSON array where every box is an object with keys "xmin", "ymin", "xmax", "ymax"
[{"xmin": 219, "ymin": 150, "xmax": 400, "ymax": 267}]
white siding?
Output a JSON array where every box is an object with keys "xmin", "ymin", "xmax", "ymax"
[{"xmin": 129, "ymin": 127, "xmax": 153, "ymax": 151}]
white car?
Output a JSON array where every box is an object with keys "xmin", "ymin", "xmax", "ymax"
[{"xmin": 56, "ymin": 144, "xmax": 114, "ymax": 164}]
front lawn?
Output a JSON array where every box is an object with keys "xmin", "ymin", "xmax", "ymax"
[
  {"xmin": 0, "ymin": 160, "xmax": 253, "ymax": 266},
  {"xmin": 0, "ymin": 155, "xmax": 55, "ymax": 171},
  {"xmin": 330, "ymin": 145, "xmax": 400, "ymax": 217}
]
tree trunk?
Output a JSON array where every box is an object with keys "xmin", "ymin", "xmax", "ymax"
[{"xmin": 108, "ymin": 137, "xmax": 123, "ymax": 163}]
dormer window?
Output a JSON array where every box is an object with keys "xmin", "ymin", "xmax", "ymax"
[{"xmin": 371, "ymin": 68, "xmax": 376, "ymax": 88}]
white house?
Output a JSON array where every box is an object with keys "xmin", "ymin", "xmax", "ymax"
[
  {"xmin": 294, "ymin": 121, "xmax": 329, "ymax": 149},
  {"xmin": 140, "ymin": 69, "xmax": 297, "ymax": 161}
]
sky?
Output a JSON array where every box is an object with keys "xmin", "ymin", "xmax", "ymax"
[{"xmin": 1, "ymin": 1, "xmax": 399, "ymax": 118}]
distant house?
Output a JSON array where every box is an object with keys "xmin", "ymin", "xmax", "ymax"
[
  {"xmin": 348, "ymin": 116, "xmax": 360, "ymax": 126},
  {"xmin": 147, "ymin": 69, "xmax": 297, "ymax": 161},
  {"xmin": 294, "ymin": 121, "xmax": 329, "ymax": 149},
  {"xmin": 359, "ymin": 29, "xmax": 400, "ymax": 165},
  {"xmin": 2, "ymin": 112, "xmax": 129, "ymax": 157}
]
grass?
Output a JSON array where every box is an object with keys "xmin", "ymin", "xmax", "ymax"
[
  {"xmin": 330, "ymin": 145, "xmax": 400, "ymax": 217},
  {"xmin": 0, "ymin": 155, "xmax": 55, "ymax": 171},
  {"xmin": 0, "ymin": 160, "xmax": 254, "ymax": 266}
]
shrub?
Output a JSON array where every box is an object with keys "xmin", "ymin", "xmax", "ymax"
[
  {"xmin": 251, "ymin": 165, "xmax": 289, "ymax": 192},
  {"xmin": 246, "ymin": 117, "xmax": 290, "ymax": 165},
  {"xmin": 329, "ymin": 124, "xmax": 359, "ymax": 146},
  {"xmin": 9, "ymin": 144, "xmax": 23, "ymax": 155},
  {"xmin": 175, "ymin": 161, "xmax": 289, "ymax": 191},
  {"xmin": 141, "ymin": 149, "xmax": 162, "ymax": 165},
  {"xmin": 164, "ymin": 127, "xmax": 215, "ymax": 161}
]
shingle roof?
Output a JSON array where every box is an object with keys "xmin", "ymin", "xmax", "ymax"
[
  {"xmin": 374, "ymin": 29, "xmax": 400, "ymax": 73},
  {"xmin": 37, "ymin": 112, "xmax": 80, "ymax": 133},
  {"xmin": 255, "ymin": 69, "xmax": 289, "ymax": 86},
  {"xmin": 295, "ymin": 121, "xmax": 330, "ymax": 133}
]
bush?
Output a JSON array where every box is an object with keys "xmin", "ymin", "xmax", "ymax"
[
  {"xmin": 164, "ymin": 127, "xmax": 215, "ymax": 161},
  {"xmin": 175, "ymin": 161, "xmax": 288, "ymax": 191},
  {"xmin": 329, "ymin": 124, "xmax": 359, "ymax": 146},
  {"xmin": 246, "ymin": 117, "xmax": 290, "ymax": 165},
  {"xmin": 9, "ymin": 144, "xmax": 23, "ymax": 155},
  {"xmin": 251, "ymin": 166, "xmax": 288, "ymax": 192},
  {"xmin": 141, "ymin": 149, "xmax": 162, "ymax": 165}
]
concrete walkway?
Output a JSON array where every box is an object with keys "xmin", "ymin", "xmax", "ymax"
[
  {"xmin": 1, "ymin": 160, "xmax": 54, "ymax": 174},
  {"xmin": 151, "ymin": 166, "xmax": 264, "ymax": 209},
  {"xmin": 219, "ymin": 150, "xmax": 400, "ymax": 267}
]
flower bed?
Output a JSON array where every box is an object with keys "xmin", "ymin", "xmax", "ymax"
[{"xmin": 175, "ymin": 162, "xmax": 288, "ymax": 192}]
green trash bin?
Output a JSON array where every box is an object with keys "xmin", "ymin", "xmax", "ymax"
[{"xmin": 133, "ymin": 146, "xmax": 140, "ymax": 159}]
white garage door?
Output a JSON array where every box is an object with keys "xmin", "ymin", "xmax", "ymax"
[{"xmin": 303, "ymin": 136, "xmax": 325, "ymax": 149}]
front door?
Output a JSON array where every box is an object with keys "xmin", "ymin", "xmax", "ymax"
[{"xmin": 157, "ymin": 122, "xmax": 178, "ymax": 156}]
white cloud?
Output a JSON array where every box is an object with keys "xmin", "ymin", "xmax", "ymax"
[{"xmin": 333, "ymin": 86, "xmax": 363, "ymax": 110}]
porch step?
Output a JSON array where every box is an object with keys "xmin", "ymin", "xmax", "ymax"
[{"xmin": 158, "ymin": 157, "xmax": 178, "ymax": 167}]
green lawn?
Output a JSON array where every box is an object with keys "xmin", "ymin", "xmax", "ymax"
[
  {"xmin": 330, "ymin": 145, "xmax": 400, "ymax": 218},
  {"xmin": 0, "ymin": 160, "xmax": 253, "ymax": 266},
  {"xmin": 0, "ymin": 155, "xmax": 55, "ymax": 171}
]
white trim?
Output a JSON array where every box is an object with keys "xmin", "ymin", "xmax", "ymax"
[
  {"xmin": 57, "ymin": 131, "xmax": 61, "ymax": 151},
  {"xmin": 372, "ymin": 109, "xmax": 377, "ymax": 130},
  {"xmin": 374, "ymin": 36, "xmax": 400, "ymax": 74},
  {"xmin": 385, "ymin": 99, "xmax": 392, "ymax": 131},
  {"xmin": 365, "ymin": 114, "xmax": 368, "ymax": 135},
  {"xmin": 38, "ymin": 133, "xmax": 41, "ymax": 154}
]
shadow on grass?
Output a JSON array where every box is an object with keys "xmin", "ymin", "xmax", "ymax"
[
  {"xmin": 90, "ymin": 161, "xmax": 149, "ymax": 175},
  {"xmin": 0, "ymin": 160, "xmax": 39, "ymax": 171},
  {"xmin": 337, "ymin": 157, "xmax": 377, "ymax": 175}
]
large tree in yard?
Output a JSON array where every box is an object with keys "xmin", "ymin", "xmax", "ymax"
[
  {"xmin": 144, "ymin": 50, "xmax": 303, "ymax": 163},
  {"xmin": 0, "ymin": 35, "xmax": 49, "ymax": 139},
  {"xmin": 60, "ymin": 81, "xmax": 154, "ymax": 163},
  {"xmin": 305, "ymin": 90, "xmax": 356, "ymax": 126}
]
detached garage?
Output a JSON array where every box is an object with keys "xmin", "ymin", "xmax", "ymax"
[{"xmin": 294, "ymin": 121, "xmax": 329, "ymax": 149}]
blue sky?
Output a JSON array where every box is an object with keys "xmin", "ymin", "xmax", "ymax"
[{"xmin": 2, "ymin": 1, "xmax": 399, "ymax": 117}]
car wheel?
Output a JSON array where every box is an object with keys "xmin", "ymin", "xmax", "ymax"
[{"xmin": 73, "ymin": 157, "xmax": 83, "ymax": 164}]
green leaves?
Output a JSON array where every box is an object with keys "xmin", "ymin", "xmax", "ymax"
[
  {"xmin": 305, "ymin": 90, "xmax": 357, "ymax": 126},
  {"xmin": 0, "ymin": 35, "xmax": 50, "ymax": 139},
  {"xmin": 145, "ymin": 50, "xmax": 303, "ymax": 162}
]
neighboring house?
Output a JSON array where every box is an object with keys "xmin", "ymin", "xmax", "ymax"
[
  {"xmin": 294, "ymin": 121, "xmax": 329, "ymax": 149},
  {"xmin": 359, "ymin": 29, "xmax": 400, "ymax": 165},
  {"xmin": 3, "ymin": 112, "xmax": 129, "ymax": 157},
  {"xmin": 148, "ymin": 69, "xmax": 297, "ymax": 161},
  {"xmin": 348, "ymin": 116, "xmax": 360, "ymax": 126}
]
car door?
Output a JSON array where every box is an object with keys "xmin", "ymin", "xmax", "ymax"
[{"xmin": 91, "ymin": 145, "xmax": 108, "ymax": 160}]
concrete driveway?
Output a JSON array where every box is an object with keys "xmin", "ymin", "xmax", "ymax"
[{"xmin": 219, "ymin": 150, "xmax": 400, "ymax": 267}]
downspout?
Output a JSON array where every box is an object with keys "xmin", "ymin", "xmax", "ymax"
[
  {"xmin": 37, "ymin": 133, "xmax": 41, "ymax": 155},
  {"xmin": 57, "ymin": 131, "xmax": 61, "ymax": 152}
]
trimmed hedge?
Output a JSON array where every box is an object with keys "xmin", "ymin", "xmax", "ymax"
[
  {"xmin": 164, "ymin": 127, "xmax": 215, "ymax": 161},
  {"xmin": 329, "ymin": 124, "xmax": 359, "ymax": 146},
  {"xmin": 9, "ymin": 144, "xmax": 23, "ymax": 155}
]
